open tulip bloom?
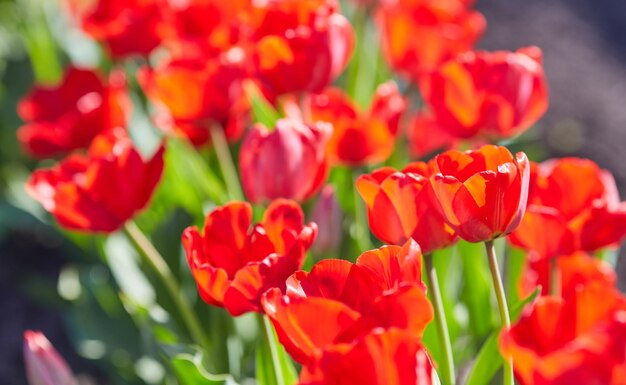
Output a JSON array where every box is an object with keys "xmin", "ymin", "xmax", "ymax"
[{"xmin": 15, "ymin": 0, "xmax": 626, "ymax": 384}]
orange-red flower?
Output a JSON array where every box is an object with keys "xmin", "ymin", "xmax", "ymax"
[
  {"xmin": 249, "ymin": 0, "xmax": 354, "ymax": 94},
  {"xmin": 308, "ymin": 82, "xmax": 406, "ymax": 166},
  {"xmin": 431, "ymin": 145, "xmax": 530, "ymax": 243},
  {"xmin": 17, "ymin": 67, "xmax": 129, "ymax": 158},
  {"xmin": 26, "ymin": 129, "xmax": 164, "ymax": 233},
  {"xmin": 407, "ymin": 110, "xmax": 458, "ymax": 159},
  {"xmin": 500, "ymin": 283, "xmax": 626, "ymax": 385},
  {"xmin": 298, "ymin": 328, "xmax": 435, "ymax": 385},
  {"xmin": 520, "ymin": 251, "xmax": 617, "ymax": 299},
  {"xmin": 139, "ymin": 49, "xmax": 249, "ymax": 146},
  {"xmin": 74, "ymin": 0, "xmax": 169, "ymax": 58},
  {"xmin": 421, "ymin": 47, "xmax": 548, "ymax": 140},
  {"xmin": 376, "ymin": 0, "xmax": 486, "ymax": 80},
  {"xmin": 509, "ymin": 158, "xmax": 626, "ymax": 259},
  {"xmin": 262, "ymin": 240, "xmax": 432, "ymax": 364},
  {"xmin": 239, "ymin": 118, "xmax": 331, "ymax": 203},
  {"xmin": 182, "ymin": 200, "xmax": 317, "ymax": 316},
  {"xmin": 356, "ymin": 162, "xmax": 457, "ymax": 253}
]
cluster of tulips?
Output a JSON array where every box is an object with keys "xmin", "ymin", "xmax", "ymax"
[{"xmin": 17, "ymin": 0, "xmax": 626, "ymax": 384}]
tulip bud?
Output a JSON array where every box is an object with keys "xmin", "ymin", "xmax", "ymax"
[
  {"xmin": 23, "ymin": 330, "xmax": 77, "ymax": 385},
  {"xmin": 310, "ymin": 185, "xmax": 343, "ymax": 256}
]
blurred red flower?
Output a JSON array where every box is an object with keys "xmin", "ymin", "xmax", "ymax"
[
  {"xmin": 510, "ymin": 158, "xmax": 626, "ymax": 259},
  {"xmin": 407, "ymin": 110, "xmax": 458, "ymax": 159},
  {"xmin": 308, "ymin": 82, "xmax": 406, "ymax": 166},
  {"xmin": 356, "ymin": 162, "xmax": 457, "ymax": 253},
  {"xmin": 262, "ymin": 240, "xmax": 432, "ymax": 364},
  {"xmin": 23, "ymin": 331, "xmax": 77, "ymax": 385},
  {"xmin": 74, "ymin": 0, "xmax": 169, "ymax": 58},
  {"xmin": 310, "ymin": 185, "xmax": 343, "ymax": 256},
  {"xmin": 139, "ymin": 48, "xmax": 249, "ymax": 146},
  {"xmin": 298, "ymin": 328, "xmax": 435, "ymax": 385},
  {"xmin": 520, "ymin": 251, "xmax": 617, "ymax": 299},
  {"xmin": 17, "ymin": 67, "xmax": 130, "ymax": 158},
  {"xmin": 249, "ymin": 0, "xmax": 354, "ymax": 94},
  {"xmin": 377, "ymin": 0, "xmax": 485, "ymax": 80},
  {"xmin": 431, "ymin": 145, "xmax": 530, "ymax": 243},
  {"xmin": 421, "ymin": 47, "xmax": 548, "ymax": 140},
  {"xmin": 182, "ymin": 200, "xmax": 317, "ymax": 316},
  {"xmin": 26, "ymin": 129, "xmax": 164, "ymax": 233},
  {"xmin": 239, "ymin": 118, "xmax": 331, "ymax": 203},
  {"xmin": 500, "ymin": 283, "xmax": 626, "ymax": 385}
]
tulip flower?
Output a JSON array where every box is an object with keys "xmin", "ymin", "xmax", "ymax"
[
  {"xmin": 421, "ymin": 47, "xmax": 548, "ymax": 140},
  {"xmin": 26, "ymin": 129, "xmax": 165, "ymax": 233},
  {"xmin": 308, "ymin": 82, "xmax": 406, "ymax": 166},
  {"xmin": 376, "ymin": 0, "xmax": 486, "ymax": 80},
  {"xmin": 17, "ymin": 67, "xmax": 130, "ymax": 158},
  {"xmin": 73, "ymin": 0, "xmax": 168, "ymax": 58},
  {"xmin": 520, "ymin": 251, "xmax": 617, "ymax": 299},
  {"xmin": 249, "ymin": 0, "xmax": 354, "ymax": 94},
  {"xmin": 262, "ymin": 240, "xmax": 432, "ymax": 364},
  {"xmin": 431, "ymin": 145, "xmax": 530, "ymax": 243},
  {"xmin": 500, "ymin": 283, "xmax": 626, "ymax": 385},
  {"xmin": 239, "ymin": 118, "xmax": 332, "ymax": 203},
  {"xmin": 310, "ymin": 185, "xmax": 343, "ymax": 256},
  {"xmin": 23, "ymin": 330, "xmax": 77, "ymax": 385},
  {"xmin": 407, "ymin": 111, "xmax": 458, "ymax": 159},
  {"xmin": 182, "ymin": 199, "xmax": 317, "ymax": 316},
  {"xmin": 356, "ymin": 162, "xmax": 457, "ymax": 254},
  {"xmin": 298, "ymin": 328, "xmax": 435, "ymax": 385},
  {"xmin": 510, "ymin": 158, "xmax": 626, "ymax": 259},
  {"xmin": 138, "ymin": 48, "xmax": 249, "ymax": 146}
]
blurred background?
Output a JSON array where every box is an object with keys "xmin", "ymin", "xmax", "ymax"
[{"xmin": 1, "ymin": 0, "xmax": 626, "ymax": 383}]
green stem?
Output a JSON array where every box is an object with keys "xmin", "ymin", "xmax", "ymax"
[
  {"xmin": 352, "ymin": 170, "xmax": 373, "ymax": 252},
  {"xmin": 424, "ymin": 254, "xmax": 456, "ymax": 385},
  {"xmin": 210, "ymin": 124, "xmax": 245, "ymax": 201},
  {"xmin": 123, "ymin": 221, "xmax": 210, "ymax": 352},
  {"xmin": 260, "ymin": 314, "xmax": 285, "ymax": 385},
  {"xmin": 485, "ymin": 240, "xmax": 514, "ymax": 385},
  {"xmin": 550, "ymin": 257, "xmax": 561, "ymax": 297}
]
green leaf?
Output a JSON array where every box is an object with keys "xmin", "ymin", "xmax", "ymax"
[
  {"xmin": 464, "ymin": 287, "xmax": 541, "ymax": 385},
  {"xmin": 244, "ymin": 80, "xmax": 280, "ymax": 128},
  {"xmin": 165, "ymin": 345, "xmax": 237, "ymax": 385},
  {"xmin": 256, "ymin": 316, "xmax": 298, "ymax": 385}
]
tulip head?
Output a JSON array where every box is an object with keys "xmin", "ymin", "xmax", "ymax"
[{"xmin": 23, "ymin": 331, "xmax": 77, "ymax": 385}]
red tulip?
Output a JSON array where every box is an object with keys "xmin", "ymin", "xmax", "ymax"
[
  {"xmin": 73, "ymin": 0, "xmax": 168, "ymax": 58},
  {"xmin": 138, "ymin": 49, "xmax": 249, "ymax": 146},
  {"xmin": 310, "ymin": 185, "xmax": 343, "ymax": 256},
  {"xmin": 308, "ymin": 82, "xmax": 406, "ymax": 166},
  {"xmin": 407, "ymin": 110, "xmax": 458, "ymax": 159},
  {"xmin": 299, "ymin": 328, "xmax": 435, "ymax": 385},
  {"xmin": 431, "ymin": 145, "xmax": 530, "ymax": 243},
  {"xmin": 376, "ymin": 0, "xmax": 486, "ymax": 80},
  {"xmin": 500, "ymin": 283, "xmax": 626, "ymax": 385},
  {"xmin": 262, "ymin": 240, "xmax": 432, "ymax": 364},
  {"xmin": 26, "ymin": 129, "xmax": 164, "ymax": 233},
  {"xmin": 510, "ymin": 158, "xmax": 626, "ymax": 259},
  {"xmin": 421, "ymin": 47, "xmax": 548, "ymax": 140},
  {"xmin": 17, "ymin": 67, "xmax": 130, "ymax": 158},
  {"xmin": 356, "ymin": 162, "xmax": 457, "ymax": 253},
  {"xmin": 239, "ymin": 118, "xmax": 331, "ymax": 203},
  {"xmin": 520, "ymin": 251, "xmax": 617, "ymax": 299},
  {"xmin": 250, "ymin": 0, "xmax": 354, "ymax": 94},
  {"xmin": 23, "ymin": 331, "xmax": 77, "ymax": 385},
  {"xmin": 182, "ymin": 199, "xmax": 317, "ymax": 316}
]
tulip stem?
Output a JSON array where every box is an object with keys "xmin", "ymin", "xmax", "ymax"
[
  {"xmin": 259, "ymin": 314, "xmax": 285, "ymax": 385},
  {"xmin": 352, "ymin": 170, "xmax": 373, "ymax": 252},
  {"xmin": 123, "ymin": 221, "xmax": 210, "ymax": 353},
  {"xmin": 485, "ymin": 240, "xmax": 514, "ymax": 385},
  {"xmin": 424, "ymin": 253, "xmax": 456, "ymax": 385},
  {"xmin": 210, "ymin": 124, "xmax": 244, "ymax": 201},
  {"xmin": 550, "ymin": 257, "xmax": 561, "ymax": 297}
]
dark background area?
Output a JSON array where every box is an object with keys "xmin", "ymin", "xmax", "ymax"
[{"xmin": 2, "ymin": 0, "xmax": 626, "ymax": 383}]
